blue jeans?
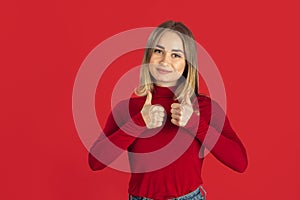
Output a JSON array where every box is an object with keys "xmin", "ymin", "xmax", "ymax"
[{"xmin": 129, "ymin": 186, "xmax": 206, "ymax": 200}]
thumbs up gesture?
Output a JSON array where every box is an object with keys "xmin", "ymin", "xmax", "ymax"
[
  {"xmin": 141, "ymin": 91, "xmax": 166, "ymax": 129},
  {"xmin": 171, "ymin": 91, "xmax": 194, "ymax": 127}
]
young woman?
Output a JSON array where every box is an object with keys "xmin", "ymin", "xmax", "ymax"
[{"xmin": 89, "ymin": 21, "xmax": 248, "ymax": 200}]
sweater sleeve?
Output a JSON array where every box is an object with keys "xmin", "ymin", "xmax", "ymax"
[
  {"xmin": 185, "ymin": 98, "xmax": 248, "ymax": 173},
  {"xmin": 88, "ymin": 100, "xmax": 147, "ymax": 171}
]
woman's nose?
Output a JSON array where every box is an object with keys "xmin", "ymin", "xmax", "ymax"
[{"xmin": 160, "ymin": 53, "xmax": 171, "ymax": 66}]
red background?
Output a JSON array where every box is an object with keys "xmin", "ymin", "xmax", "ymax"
[{"xmin": 1, "ymin": 0, "xmax": 299, "ymax": 199}]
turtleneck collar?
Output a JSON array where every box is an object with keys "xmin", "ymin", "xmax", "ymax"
[{"xmin": 152, "ymin": 84, "xmax": 177, "ymax": 98}]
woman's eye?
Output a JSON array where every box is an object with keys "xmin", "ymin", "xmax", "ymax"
[
  {"xmin": 154, "ymin": 49, "xmax": 163, "ymax": 54},
  {"xmin": 172, "ymin": 53, "xmax": 181, "ymax": 58}
]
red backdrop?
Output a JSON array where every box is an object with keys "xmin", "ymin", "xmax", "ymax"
[{"xmin": 1, "ymin": 0, "xmax": 299, "ymax": 199}]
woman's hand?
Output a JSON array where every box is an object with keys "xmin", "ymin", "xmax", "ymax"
[
  {"xmin": 171, "ymin": 92, "xmax": 194, "ymax": 127},
  {"xmin": 141, "ymin": 91, "xmax": 165, "ymax": 129}
]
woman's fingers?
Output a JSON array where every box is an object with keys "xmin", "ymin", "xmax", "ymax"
[
  {"xmin": 171, "ymin": 100, "xmax": 194, "ymax": 127},
  {"xmin": 171, "ymin": 108, "xmax": 182, "ymax": 116},
  {"xmin": 148, "ymin": 105, "xmax": 165, "ymax": 128},
  {"xmin": 170, "ymin": 104, "xmax": 183, "ymax": 122},
  {"xmin": 171, "ymin": 113, "xmax": 182, "ymax": 121},
  {"xmin": 170, "ymin": 104, "xmax": 183, "ymax": 126},
  {"xmin": 171, "ymin": 118, "xmax": 182, "ymax": 126},
  {"xmin": 152, "ymin": 112, "xmax": 164, "ymax": 122},
  {"xmin": 171, "ymin": 103, "xmax": 182, "ymax": 109},
  {"xmin": 151, "ymin": 105, "xmax": 165, "ymax": 112}
]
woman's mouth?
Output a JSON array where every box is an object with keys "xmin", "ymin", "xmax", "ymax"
[{"xmin": 157, "ymin": 68, "xmax": 172, "ymax": 74}]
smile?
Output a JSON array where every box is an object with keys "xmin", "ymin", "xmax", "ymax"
[{"xmin": 157, "ymin": 68, "xmax": 172, "ymax": 74}]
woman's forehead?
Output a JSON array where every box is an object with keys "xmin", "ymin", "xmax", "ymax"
[{"xmin": 156, "ymin": 31, "xmax": 184, "ymax": 51}]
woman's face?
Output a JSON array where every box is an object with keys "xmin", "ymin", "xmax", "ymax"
[{"xmin": 149, "ymin": 31, "xmax": 186, "ymax": 87}]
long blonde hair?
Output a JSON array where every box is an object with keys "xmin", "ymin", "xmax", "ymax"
[{"xmin": 135, "ymin": 20, "xmax": 199, "ymax": 101}]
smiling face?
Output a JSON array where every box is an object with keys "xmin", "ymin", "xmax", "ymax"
[{"xmin": 149, "ymin": 31, "xmax": 186, "ymax": 87}]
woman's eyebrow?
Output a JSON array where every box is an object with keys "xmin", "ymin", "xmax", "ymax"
[
  {"xmin": 172, "ymin": 49, "xmax": 184, "ymax": 54},
  {"xmin": 155, "ymin": 45, "xmax": 184, "ymax": 54},
  {"xmin": 155, "ymin": 45, "xmax": 165, "ymax": 49}
]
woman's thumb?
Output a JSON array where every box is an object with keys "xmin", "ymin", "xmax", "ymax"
[
  {"xmin": 183, "ymin": 90, "xmax": 192, "ymax": 105},
  {"xmin": 145, "ymin": 91, "xmax": 152, "ymax": 105}
]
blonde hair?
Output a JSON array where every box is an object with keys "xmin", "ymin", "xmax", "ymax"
[{"xmin": 135, "ymin": 20, "xmax": 199, "ymax": 101}]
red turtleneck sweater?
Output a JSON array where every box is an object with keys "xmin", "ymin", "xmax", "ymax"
[{"xmin": 89, "ymin": 85, "xmax": 248, "ymax": 199}]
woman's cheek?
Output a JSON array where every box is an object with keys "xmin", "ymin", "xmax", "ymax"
[
  {"xmin": 176, "ymin": 62, "xmax": 186, "ymax": 74},
  {"xmin": 148, "ymin": 65, "xmax": 157, "ymax": 79}
]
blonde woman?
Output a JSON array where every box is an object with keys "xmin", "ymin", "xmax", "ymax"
[{"xmin": 89, "ymin": 21, "xmax": 248, "ymax": 200}]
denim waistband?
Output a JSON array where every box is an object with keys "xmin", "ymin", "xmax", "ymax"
[{"xmin": 129, "ymin": 185, "xmax": 206, "ymax": 200}]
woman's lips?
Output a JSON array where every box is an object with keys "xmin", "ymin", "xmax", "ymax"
[{"xmin": 157, "ymin": 68, "xmax": 172, "ymax": 74}]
